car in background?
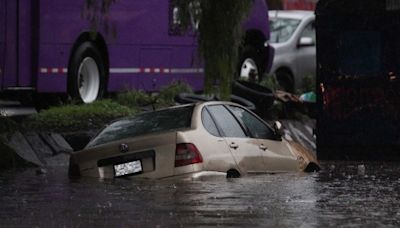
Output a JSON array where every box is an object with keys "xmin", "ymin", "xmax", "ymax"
[
  {"xmin": 268, "ymin": 10, "xmax": 316, "ymax": 92},
  {"xmin": 69, "ymin": 102, "xmax": 320, "ymax": 179}
]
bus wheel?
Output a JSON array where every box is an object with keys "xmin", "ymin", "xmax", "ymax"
[
  {"xmin": 238, "ymin": 46, "xmax": 264, "ymax": 82},
  {"xmin": 68, "ymin": 42, "xmax": 106, "ymax": 103}
]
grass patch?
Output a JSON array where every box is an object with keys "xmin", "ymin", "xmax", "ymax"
[
  {"xmin": 2, "ymin": 81, "xmax": 194, "ymax": 133},
  {"xmin": 260, "ymin": 73, "xmax": 280, "ymax": 91},
  {"xmin": 25, "ymin": 100, "xmax": 136, "ymax": 132},
  {"xmin": 116, "ymin": 90, "xmax": 154, "ymax": 108},
  {"xmin": 260, "ymin": 73, "xmax": 316, "ymax": 95},
  {"xmin": 115, "ymin": 81, "xmax": 193, "ymax": 110},
  {"xmin": 299, "ymin": 74, "xmax": 316, "ymax": 94},
  {"xmin": 156, "ymin": 81, "xmax": 193, "ymax": 108}
]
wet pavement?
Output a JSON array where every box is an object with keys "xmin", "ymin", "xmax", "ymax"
[{"xmin": 1, "ymin": 161, "xmax": 400, "ymax": 227}]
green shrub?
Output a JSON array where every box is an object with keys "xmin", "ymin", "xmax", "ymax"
[
  {"xmin": 299, "ymin": 74, "xmax": 316, "ymax": 94},
  {"xmin": 116, "ymin": 90, "xmax": 154, "ymax": 108},
  {"xmin": 1, "ymin": 81, "xmax": 193, "ymax": 134},
  {"xmin": 25, "ymin": 100, "xmax": 136, "ymax": 132},
  {"xmin": 115, "ymin": 81, "xmax": 193, "ymax": 109},
  {"xmin": 260, "ymin": 73, "xmax": 280, "ymax": 91},
  {"xmin": 156, "ymin": 81, "xmax": 193, "ymax": 108}
]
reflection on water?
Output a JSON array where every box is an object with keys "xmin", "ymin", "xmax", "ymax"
[{"xmin": 1, "ymin": 162, "xmax": 400, "ymax": 227}]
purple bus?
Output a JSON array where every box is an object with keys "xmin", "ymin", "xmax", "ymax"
[{"xmin": 0, "ymin": 0, "xmax": 273, "ymax": 103}]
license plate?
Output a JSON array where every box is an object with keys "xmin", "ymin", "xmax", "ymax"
[{"xmin": 114, "ymin": 160, "xmax": 142, "ymax": 177}]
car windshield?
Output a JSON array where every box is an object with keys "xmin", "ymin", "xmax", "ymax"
[
  {"xmin": 86, "ymin": 105, "xmax": 194, "ymax": 147},
  {"xmin": 269, "ymin": 17, "xmax": 301, "ymax": 43}
]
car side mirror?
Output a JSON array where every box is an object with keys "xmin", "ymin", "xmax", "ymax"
[
  {"xmin": 273, "ymin": 121, "xmax": 284, "ymax": 139},
  {"xmin": 298, "ymin": 37, "xmax": 314, "ymax": 47}
]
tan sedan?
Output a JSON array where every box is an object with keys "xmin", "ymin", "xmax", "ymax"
[{"xmin": 69, "ymin": 101, "xmax": 319, "ymax": 179}]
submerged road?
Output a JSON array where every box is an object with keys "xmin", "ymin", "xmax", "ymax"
[{"xmin": 0, "ymin": 161, "xmax": 399, "ymax": 227}]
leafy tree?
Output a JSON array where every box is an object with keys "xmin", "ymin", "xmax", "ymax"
[
  {"xmin": 175, "ymin": 0, "xmax": 253, "ymax": 99},
  {"xmin": 84, "ymin": 0, "xmax": 253, "ymax": 100}
]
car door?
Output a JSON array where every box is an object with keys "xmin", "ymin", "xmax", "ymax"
[
  {"xmin": 295, "ymin": 20, "xmax": 316, "ymax": 82},
  {"xmin": 206, "ymin": 104, "xmax": 266, "ymax": 174},
  {"xmin": 228, "ymin": 105, "xmax": 299, "ymax": 172}
]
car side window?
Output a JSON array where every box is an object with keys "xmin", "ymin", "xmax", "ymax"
[
  {"xmin": 207, "ymin": 105, "xmax": 246, "ymax": 138},
  {"xmin": 229, "ymin": 106, "xmax": 275, "ymax": 140},
  {"xmin": 201, "ymin": 108, "xmax": 221, "ymax": 137},
  {"xmin": 300, "ymin": 21, "xmax": 316, "ymax": 44}
]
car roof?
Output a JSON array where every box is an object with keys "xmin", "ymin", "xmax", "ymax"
[
  {"xmin": 196, "ymin": 100, "xmax": 243, "ymax": 106},
  {"xmin": 120, "ymin": 101, "xmax": 244, "ymax": 120},
  {"xmin": 268, "ymin": 10, "xmax": 315, "ymax": 20},
  {"xmin": 152, "ymin": 101, "xmax": 241, "ymax": 112}
]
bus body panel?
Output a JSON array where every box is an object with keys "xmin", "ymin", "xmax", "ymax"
[
  {"xmin": 2, "ymin": 0, "xmax": 17, "ymax": 89},
  {"xmin": 37, "ymin": 0, "xmax": 203, "ymax": 93},
  {"xmin": 1, "ymin": 0, "xmax": 37, "ymax": 89},
  {"xmin": 2, "ymin": 0, "xmax": 271, "ymax": 95},
  {"xmin": 39, "ymin": 1, "xmax": 87, "ymax": 45},
  {"xmin": 37, "ymin": 1, "xmax": 87, "ymax": 92},
  {"xmin": 0, "ymin": 0, "xmax": 5, "ymax": 89},
  {"xmin": 18, "ymin": 0, "xmax": 35, "ymax": 87},
  {"xmin": 37, "ymin": 44, "xmax": 70, "ymax": 92}
]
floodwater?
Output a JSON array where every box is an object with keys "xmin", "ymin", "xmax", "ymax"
[{"xmin": 1, "ymin": 162, "xmax": 400, "ymax": 227}]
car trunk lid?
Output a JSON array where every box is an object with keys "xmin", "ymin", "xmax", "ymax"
[{"xmin": 72, "ymin": 131, "xmax": 178, "ymax": 178}]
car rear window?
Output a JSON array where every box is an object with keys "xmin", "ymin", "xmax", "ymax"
[{"xmin": 87, "ymin": 105, "xmax": 194, "ymax": 147}]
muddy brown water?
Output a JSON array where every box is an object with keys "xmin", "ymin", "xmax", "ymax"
[{"xmin": 1, "ymin": 162, "xmax": 400, "ymax": 227}]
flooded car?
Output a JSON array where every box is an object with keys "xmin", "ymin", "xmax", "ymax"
[{"xmin": 69, "ymin": 101, "xmax": 320, "ymax": 179}]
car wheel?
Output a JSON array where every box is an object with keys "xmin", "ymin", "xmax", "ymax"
[
  {"xmin": 276, "ymin": 69, "xmax": 294, "ymax": 93},
  {"xmin": 68, "ymin": 42, "xmax": 106, "ymax": 103},
  {"xmin": 238, "ymin": 45, "xmax": 264, "ymax": 82},
  {"xmin": 232, "ymin": 80, "xmax": 275, "ymax": 115},
  {"xmin": 226, "ymin": 169, "xmax": 241, "ymax": 178}
]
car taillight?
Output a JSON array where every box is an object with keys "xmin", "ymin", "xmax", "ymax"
[{"xmin": 175, "ymin": 143, "xmax": 203, "ymax": 167}]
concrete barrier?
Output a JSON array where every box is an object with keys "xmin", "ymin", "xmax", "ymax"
[{"xmin": 0, "ymin": 131, "xmax": 73, "ymax": 169}]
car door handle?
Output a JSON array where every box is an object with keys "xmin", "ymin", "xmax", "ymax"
[
  {"xmin": 259, "ymin": 144, "xmax": 267, "ymax": 151},
  {"xmin": 229, "ymin": 142, "xmax": 239, "ymax": 149}
]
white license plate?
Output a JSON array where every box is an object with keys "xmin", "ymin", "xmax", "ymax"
[{"xmin": 114, "ymin": 160, "xmax": 142, "ymax": 177}]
